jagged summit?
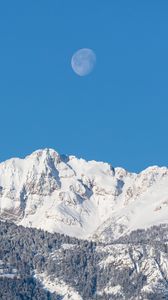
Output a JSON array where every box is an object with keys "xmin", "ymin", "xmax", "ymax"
[{"xmin": 0, "ymin": 148, "xmax": 168, "ymax": 241}]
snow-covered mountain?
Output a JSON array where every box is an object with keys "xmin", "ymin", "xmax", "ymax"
[{"xmin": 0, "ymin": 148, "xmax": 168, "ymax": 241}]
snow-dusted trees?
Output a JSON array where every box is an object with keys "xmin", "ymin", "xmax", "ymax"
[{"xmin": 1, "ymin": 220, "xmax": 168, "ymax": 299}]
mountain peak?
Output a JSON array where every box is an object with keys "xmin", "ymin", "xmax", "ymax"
[
  {"xmin": 0, "ymin": 148, "xmax": 168, "ymax": 242},
  {"xmin": 27, "ymin": 148, "xmax": 60, "ymax": 161}
]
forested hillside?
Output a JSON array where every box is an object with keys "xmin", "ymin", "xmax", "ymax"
[{"xmin": 1, "ymin": 221, "xmax": 168, "ymax": 299}]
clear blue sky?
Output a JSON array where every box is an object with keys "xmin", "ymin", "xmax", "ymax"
[{"xmin": 0, "ymin": 1, "xmax": 168, "ymax": 172}]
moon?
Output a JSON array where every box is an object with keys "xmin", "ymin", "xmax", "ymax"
[{"xmin": 71, "ymin": 48, "xmax": 96, "ymax": 76}]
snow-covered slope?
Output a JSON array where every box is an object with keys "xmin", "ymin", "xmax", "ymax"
[
  {"xmin": 0, "ymin": 148, "xmax": 168, "ymax": 241},
  {"xmin": 36, "ymin": 271, "xmax": 83, "ymax": 300}
]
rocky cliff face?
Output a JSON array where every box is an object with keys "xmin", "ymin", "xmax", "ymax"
[{"xmin": 0, "ymin": 148, "xmax": 168, "ymax": 242}]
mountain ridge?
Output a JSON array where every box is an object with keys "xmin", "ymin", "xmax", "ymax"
[{"xmin": 0, "ymin": 148, "xmax": 168, "ymax": 242}]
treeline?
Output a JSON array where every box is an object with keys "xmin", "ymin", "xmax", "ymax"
[{"xmin": 116, "ymin": 224, "xmax": 168, "ymax": 245}]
